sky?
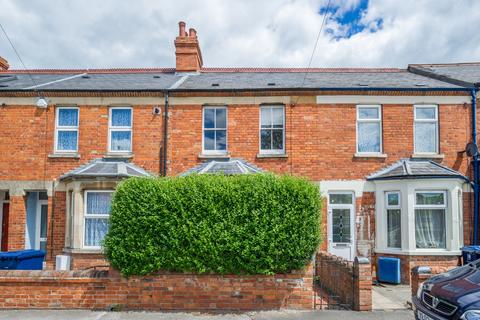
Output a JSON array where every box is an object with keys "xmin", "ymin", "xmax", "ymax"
[{"xmin": 0, "ymin": 0, "xmax": 479, "ymax": 70}]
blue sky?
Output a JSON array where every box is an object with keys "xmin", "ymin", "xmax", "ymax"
[{"xmin": 0, "ymin": 0, "xmax": 479, "ymax": 69}]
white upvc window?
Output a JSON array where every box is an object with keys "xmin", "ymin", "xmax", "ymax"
[
  {"xmin": 414, "ymin": 190, "xmax": 447, "ymax": 249},
  {"xmin": 414, "ymin": 105, "xmax": 438, "ymax": 154},
  {"xmin": 83, "ymin": 190, "xmax": 113, "ymax": 249},
  {"xmin": 202, "ymin": 106, "xmax": 227, "ymax": 154},
  {"xmin": 109, "ymin": 107, "xmax": 132, "ymax": 153},
  {"xmin": 356, "ymin": 105, "xmax": 382, "ymax": 154},
  {"xmin": 55, "ymin": 107, "xmax": 79, "ymax": 153},
  {"xmin": 385, "ymin": 191, "xmax": 401, "ymax": 249},
  {"xmin": 259, "ymin": 105, "xmax": 285, "ymax": 154}
]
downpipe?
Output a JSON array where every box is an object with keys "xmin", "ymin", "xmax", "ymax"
[{"xmin": 472, "ymin": 88, "xmax": 479, "ymax": 245}]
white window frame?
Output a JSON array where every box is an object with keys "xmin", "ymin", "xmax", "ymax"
[
  {"xmin": 202, "ymin": 106, "xmax": 228, "ymax": 155},
  {"xmin": 356, "ymin": 105, "xmax": 382, "ymax": 154},
  {"xmin": 414, "ymin": 105, "xmax": 439, "ymax": 154},
  {"xmin": 54, "ymin": 107, "xmax": 79, "ymax": 153},
  {"xmin": 82, "ymin": 190, "xmax": 113, "ymax": 250},
  {"xmin": 259, "ymin": 105, "xmax": 285, "ymax": 155},
  {"xmin": 414, "ymin": 190, "xmax": 447, "ymax": 250},
  {"xmin": 108, "ymin": 107, "xmax": 133, "ymax": 153},
  {"xmin": 385, "ymin": 191, "xmax": 401, "ymax": 249}
]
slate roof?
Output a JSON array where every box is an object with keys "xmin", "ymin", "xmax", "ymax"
[
  {"xmin": 367, "ymin": 159, "xmax": 468, "ymax": 181},
  {"xmin": 409, "ymin": 63, "xmax": 480, "ymax": 88},
  {"xmin": 181, "ymin": 159, "xmax": 263, "ymax": 176},
  {"xmin": 0, "ymin": 67, "xmax": 467, "ymax": 91},
  {"xmin": 60, "ymin": 158, "xmax": 151, "ymax": 181}
]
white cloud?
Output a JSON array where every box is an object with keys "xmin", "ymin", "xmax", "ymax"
[{"xmin": 0, "ymin": 0, "xmax": 479, "ymax": 69}]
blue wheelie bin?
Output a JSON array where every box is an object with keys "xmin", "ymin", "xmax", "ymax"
[
  {"xmin": 0, "ymin": 250, "xmax": 45, "ymax": 270},
  {"xmin": 461, "ymin": 246, "xmax": 480, "ymax": 265}
]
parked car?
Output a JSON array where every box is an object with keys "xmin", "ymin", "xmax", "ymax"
[{"xmin": 413, "ymin": 259, "xmax": 480, "ymax": 320}]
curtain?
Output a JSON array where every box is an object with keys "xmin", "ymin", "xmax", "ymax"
[
  {"xmin": 387, "ymin": 209, "xmax": 401, "ymax": 248},
  {"xmin": 57, "ymin": 130, "xmax": 78, "ymax": 151},
  {"xmin": 358, "ymin": 122, "xmax": 380, "ymax": 152},
  {"xmin": 111, "ymin": 131, "xmax": 131, "ymax": 151},
  {"xmin": 58, "ymin": 109, "xmax": 78, "ymax": 126},
  {"xmin": 85, "ymin": 192, "xmax": 112, "ymax": 247},
  {"xmin": 111, "ymin": 109, "xmax": 131, "ymax": 127},
  {"xmin": 415, "ymin": 209, "xmax": 446, "ymax": 249},
  {"xmin": 414, "ymin": 122, "xmax": 436, "ymax": 153},
  {"xmin": 85, "ymin": 218, "xmax": 109, "ymax": 247}
]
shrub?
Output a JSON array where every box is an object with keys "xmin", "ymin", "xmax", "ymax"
[{"xmin": 103, "ymin": 174, "xmax": 322, "ymax": 276}]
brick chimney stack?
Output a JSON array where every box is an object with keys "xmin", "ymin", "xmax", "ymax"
[
  {"xmin": 174, "ymin": 21, "xmax": 203, "ymax": 72},
  {"xmin": 0, "ymin": 56, "xmax": 9, "ymax": 70}
]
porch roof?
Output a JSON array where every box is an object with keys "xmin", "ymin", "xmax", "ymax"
[
  {"xmin": 59, "ymin": 158, "xmax": 151, "ymax": 181},
  {"xmin": 181, "ymin": 158, "xmax": 263, "ymax": 176},
  {"xmin": 366, "ymin": 159, "xmax": 469, "ymax": 181}
]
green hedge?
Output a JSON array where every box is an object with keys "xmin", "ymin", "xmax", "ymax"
[{"xmin": 103, "ymin": 174, "xmax": 322, "ymax": 276}]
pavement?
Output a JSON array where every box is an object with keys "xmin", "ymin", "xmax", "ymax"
[
  {"xmin": 0, "ymin": 310, "xmax": 414, "ymax": 320},
  {"xmin": 372, "ymin": 283, "xmax": 412, "ymax": 310}
]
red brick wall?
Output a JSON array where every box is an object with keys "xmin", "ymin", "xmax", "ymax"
[
  {"xmin": 0, "ymin": 104, "xmax": 164, "ymax": 181},
  {"xmin": 0, "ymin": 266, "xmax": 314, "ymax": 310},
  {"xmin": 315, "ymin": 251, "xmax": 371, "ymax": 311},
  {"xmin": 69, "ymin": 253, "xmax": 108, "ymax": 270},
  {"xmin": 167, "ymin": 103, "xmax": 471, "ymax": 178},
  {"xmin": 6, "ymin": 196, "xmax": 26, "ymax": 251},
  {"xmin": 374, "ymin": 253, "xmax": 460, "ymax": 285}
]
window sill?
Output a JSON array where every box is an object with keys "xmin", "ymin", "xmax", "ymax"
[
  {"xmin": 411, "ymin": 153, "xmax": 445, "ymax": 160},
  {"xmin": 48, "ymin": 153, "xmax": 81, "ymax": 159},
  {"xmin": 256, "ymin": 153, "xmax": 288, "ymax": 158},
  {"xmin": 198, "ymin": 154, "xmax": 231, "ymax": 160},
  {"xmin": 374, "ymin": 249, "xmax": 461, "ymax": 256},
  {"xmin": 354, "ymin": 153, "xmax": 387, "ymax": 159},
  {"xmin": 63, "ymin": 248, "xmax": 103, "ymax": 254},
  {"xmin": 104, "ymin": 153, "xmax": 134, "ymax": 159}
]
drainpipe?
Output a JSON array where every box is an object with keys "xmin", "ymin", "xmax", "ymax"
[
  {"xmin": 162, "ymin": 91, "xmax": 169, "ymax": 176},
  {"xmin": 472, "ymin": 88, "xmax": 479, "ymax": 245}
]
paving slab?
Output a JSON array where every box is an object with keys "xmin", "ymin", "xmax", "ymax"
[
  {"xmin": 372, "ymin": 283, "xmax": 412, "ymax": 310},
  {"xmin": 0, "ymin": 309, "xmax": 415, "ymax": 320}
]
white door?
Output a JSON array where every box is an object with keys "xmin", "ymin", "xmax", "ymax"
[
  {"xmin": 35, "ymin": 194, "xmax": 48, "ymax": 252},
  {"xmin": 328, "ymin": 192, "xmax": 355, "ymax": 261}
]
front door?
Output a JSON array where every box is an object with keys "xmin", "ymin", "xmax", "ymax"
[
  {"xmin": 36, "ymin": 199, "xmax": 48, "ymax": 252},
  {"xmin": 328, "ymin": 192, "xmax": 355, "ymax": 261}
]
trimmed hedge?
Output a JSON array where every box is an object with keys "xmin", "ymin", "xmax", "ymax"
[{"xmin": 104, "ymin": 174, "xmax": 322, "ymax": 276}]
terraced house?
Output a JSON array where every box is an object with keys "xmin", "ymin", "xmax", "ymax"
[{"xmin": 0, "ymin": 22, "xmax": 479, "ymax": 283}]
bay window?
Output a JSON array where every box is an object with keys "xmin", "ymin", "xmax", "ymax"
[
  {"xmin": 414, "ymin": 105, "xmax": 438, "ymax": 154},
  {"xmin": 356, "ymin": 105, "xmax": 382, "ymax": 154},
  {"xmin": 260, "ymin": 106, "xmax": 285, "ymax": 154},
  {"xmin": 55, "ymin": 107, "xmax": 79, "ymax": 153},
  {"xmin": 414, "ymin": 191, "xmax": 446, "ymax": 249},
  {"xmin": 203, "ymin": 106, "xmax": 227, "ymax": 154},
  {"xmin": 84, "ymin": 191, "xmax": 113, "ymax": 248},
  {"xmin": 109, "ymin": 107, "xmax": 132, "ymax": 153}
]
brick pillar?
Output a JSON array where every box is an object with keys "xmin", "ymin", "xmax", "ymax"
[
  {"xmin": 7, "ymin": 195, "xmax": 26, "ymax": 251},
  {"xmin": 411, "ymin": 266, "xmax": 432, "ymax": 297},
  {"xmin": 353, "ymin": 257, "xmax": 372, "ymax": 311}
]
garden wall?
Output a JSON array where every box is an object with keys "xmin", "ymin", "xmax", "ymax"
[
  {"xmin": 0, "ymin": 265, "xmax": 314, "ymax": 311},
  {"xmin": 315, "ymin": 251, "xmax": 372, "ymax": 311}
]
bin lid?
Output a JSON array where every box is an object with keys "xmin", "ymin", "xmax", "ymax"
[
  {"xmin": 0, "ymin": 250, "xmax": 45, "ymax": 260},
  {"xmin": 462, "ymin": 246, "xmax": 480, "ymax": 251}
]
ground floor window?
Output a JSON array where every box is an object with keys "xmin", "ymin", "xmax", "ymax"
[
  {"xmin": 386, "ymin": 191, "xmax": 401, "ymax": 248},
  {"xmin": 414, "ymin": 191, "xmax": 446, "ymax": 249},
  {"xmin": 84, "ymin": 191, "xmax": 113, "ymax": 248}
]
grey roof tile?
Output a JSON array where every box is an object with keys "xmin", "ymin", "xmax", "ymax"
[
  {"xmin": 409, "ymin": 63, "xmax": 480, "ymax": 87},
  {"xmin": 181, "ymin": 158, "xmax": 264, "ymax": 176},
  {"xmin": 367, "ymin": 159, "xmax": 468, "ymax": 181},
  {"xmin": 60, "ymin": 158, "xmax": 151, "ymax": 181}
]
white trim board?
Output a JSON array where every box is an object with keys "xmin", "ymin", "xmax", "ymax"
[{"xmin": 316, "ymin": 95, "xmax": 470, "ymax": 104}]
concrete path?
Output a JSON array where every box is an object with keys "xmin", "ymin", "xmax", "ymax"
[
  {"xmin": 372, "ymin": 284, "xmax": 412, "ymax": 310},
  {"xmin": 0, "ymin": 310, "xmax": 414, "ymax": 320}
]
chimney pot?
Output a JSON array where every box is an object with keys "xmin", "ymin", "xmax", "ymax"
[
  {"xmin": 0, "ymin": 56, "xmax": 9, "ymax": 70},
  {"xmin": 179, "ymin": 21, "xmax": 186, "ymax": 36},
  {"xmin": 189, "ymin": 28, "xmax": 197, "ymax": 37}
]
